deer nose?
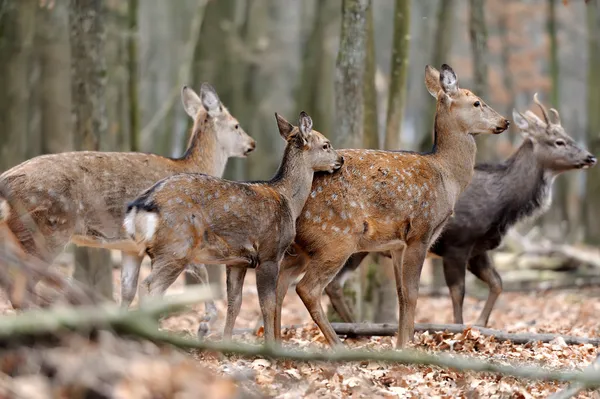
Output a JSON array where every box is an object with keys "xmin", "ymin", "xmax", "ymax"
[
  {"xmin": 248, "ymin": 141, "xmax": 256, "ymax": 151},
  {"xmin": 586, "ymin": 154, "xmax": 597, "ymax": 166},
  {"xmin": 338, "ymin": 156, "xmax": 345, "ymax": 166}
]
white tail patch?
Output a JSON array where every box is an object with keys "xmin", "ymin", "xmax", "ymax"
[
  {"xmin": 123, "ymin": 208, "xmax": 158, "ymax": 244},
  {"xmin": 0, "ymin": 199, "xmax": 10, "ymax": 223}
]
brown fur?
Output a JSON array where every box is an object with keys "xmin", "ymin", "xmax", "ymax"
[
  {"xmin": 0, "ymin": 84, "xmax": 255, "ymax": 309},
  {"xmin": 254, "ymin": 64, "xmax": 510, "ymax": 349},
  {"xmin": 124, "ymin": 112, "xmax": 343, "ymax": 344}
]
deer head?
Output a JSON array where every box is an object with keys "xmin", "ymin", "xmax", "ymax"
[
  {"xmin": 425, "ymin": 64, "xmax": 510, "ymax": 135},
  {"xmin": 512, "ymin": 94, "xmax": 597, "ymax": 172},
  {"xmin": 275, "ymin": 111, "xmax": 344, "ymax": 174},
  {"xmin": 181, "ymin": 83, "xmax": 256, "ymax": 157}
]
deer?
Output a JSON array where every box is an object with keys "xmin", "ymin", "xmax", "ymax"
[
  {"xmin": 123, "ymin": 111, "xmax": 344, "ymax": 344},
  {"xmin": 323, "ymin": 94, "xmax": 597, "ymax": 328},
  {"xmin": 0, "ymin": 83, "xmax": 255, "ymax": 319}
]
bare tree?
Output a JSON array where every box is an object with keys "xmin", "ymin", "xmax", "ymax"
[
  {"xmin": 128, "ymin": 0, "xmax": 139, "ymax": 151},
  {"xmin": 362, "ymin": 3, "xmax": 378, "ymax": 149},
  {"xmin": 69, "ymin": 0, "xmax": 113, "ymax": 299},
  {"xmin": 0, "ymin": 0, "xmax": 37, "ymax": 171},
  {"xmin": 384, "ymin": 0, "xmax": 410, "ymax": 150},
  {"xmin": 585, "ymin": 0, "xmax": 600, "ymax": 245},
  {"xmin": 334, "ymin": 0, "xmax": 370, "ymax": 148}
]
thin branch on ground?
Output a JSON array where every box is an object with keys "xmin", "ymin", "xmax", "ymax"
[{"xmin": 548, "ymin": 354, "xmax": 600, "ymax": 399}]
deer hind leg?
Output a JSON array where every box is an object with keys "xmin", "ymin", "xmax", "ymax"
[
  {"xmin": 467, "ymin": 252, "xmax": 502, "ymax": 327},
  {"xmin": 296, "ymin": 252, "xmax": 351, "ymax": 348},
  {"xmin": 441, "ymin": 249, "xmax": 470, "ymax": 325},
  {"xmin": 325, "ymin": 252, "xmax": 368, "ymax": 324},
  {"xmin": 185, "ymin": 263, "xmax": 218, "ymax": 339},
  {"xmin": 275, "ymin": 253, "xmax": 308, "ymax": 341},
  {"xmin": 139, "ymin": 256, "xmax": 187, "ymax": 300},
  {"xmin": 120, "ymin": 252, "xmax": 144, "ymax": 308},
  {"xmin": 223, "ymin": 265, "xmax": 247, "ymax": 341},
  {"xmin": 391, "ymin": 241, "xmax": 427, "ymax": 349},
  {"xmin": 255, "ymin": 259, "xmax": 279, "ymax": 344}
]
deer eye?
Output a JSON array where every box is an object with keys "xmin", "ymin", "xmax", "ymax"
[
  {"xmin": 322, "ymin": 143, "xmax": 330, "ymax": 150},
  {"xmin": 473, "ymin": 101, "xmax": 481, "ymax": 107},
  {"xmin": 234, "ymin": 124, "xmax": 239, "ymax": 130},
  {"xmin": 555, "ymin": 139, "xmax": 566, "ymax": 147}
]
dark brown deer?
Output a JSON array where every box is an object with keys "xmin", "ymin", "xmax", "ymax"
[
  {"xmin": 325, "ymin": 94, "xmax": 596, "ymax": 328},
  {"xmin": 220, "ymin": 64, "xmax": 509, "ymax": 348},
  {"xmin": 124, "ymin": 111, "xmax": 343, "ymax": 343},
  {"xmin": 0, "ymin": 83, "xmax": 255, "ymax": 312}
]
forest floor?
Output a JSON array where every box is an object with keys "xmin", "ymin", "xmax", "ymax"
[{"xmin": 2, "ymin": 257, "xmax": 600, "ymax": 398}]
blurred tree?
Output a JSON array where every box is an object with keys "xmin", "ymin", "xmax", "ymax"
[
  {"xmin": 419, "ymin": 0, "xmax": 455, "ymax": 152},
  {"xmin": 469, "ymin": 0, "xmax": 496, "ymax": 162},
  {"xmin": 363, "ymin": 3, "xmax": 378, "ymax": 149},
  {"xmin": 37, "ymin": 0, "xmax": 73, "ymax": 156},
  {"xmin": 0, "ymin": 0, "xmax": 36, "ymax": 171},
  {"xmin": 585, "ymin": 0, "xmax": 600, "ymax": 245},
  {"xmin": 128, "ymin": 0, "xmax": 139, "ymax": 152},
  {"xmin": 496, "ymin": 2, "xmax": 516, "ymax": 144},
  {"xmin": 69, "ymin": 0, "xmax": 113, "ymax": 299},
  {"xmin": 384, "ymin": 0, "xmax": 410, "ymax": 150},
  {"xmin": 334, "ymin": 0, "xmax": 369, "ymax": 148}
]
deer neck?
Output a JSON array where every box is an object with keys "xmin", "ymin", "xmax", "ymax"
[
  {"xmin": 269, "ymin": 145, "xmax": 313, "ymax": 220},
  {"xmin": 431, "ymin": 113, "xmax": 478, "ymax": 192},
  {"xmin": 177, "ymin": 111, "xmax": 227, "ymax": 177}
]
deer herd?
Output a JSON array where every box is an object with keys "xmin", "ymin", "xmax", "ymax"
[{"xmin": 0, "ymin": 64, "xmax": 596, "ymax": 349}]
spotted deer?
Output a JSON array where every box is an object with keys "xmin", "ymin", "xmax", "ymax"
[
  {"xmin": 0, "ymin": 83, "xmax": 255, "ymax": 312},
  {"xmin": 252, "ymin": 63, "xmax": 509, "ymax": 349},
  {"xmin": 325, "ymin": 94, "xmax": 596, "ymax": 328},
  {"xmin": 124, "ymin": 111, "xmax": 343, "ymax": 344}
]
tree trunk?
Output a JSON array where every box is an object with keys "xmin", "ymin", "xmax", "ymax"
[
  {"xmin": 334, "ymin": 0, "xmax": 369, "ymax": 149},
  {"xmin": 37, "ymin": 0, "xmax": 73, "ymax": 155},
  {"xmin": 0, "ymin": 0, "xmax": 37, "ymax": 171},
  {"xmin": 585, "ymin": 1, "xmax": 600, "ymax": 245},
  {"xmin": 69, "ymin": 0, "xmax": 114, "ymax": 300},
  {"xmin": 419, "ymin": 0, "xmax": 455, "ymax": 151},
  {"xmin": 383, "ymin": 0, "xmax": 410, "ymax": 151},
  {"xmin": 362, "ymin": 3, "xmax": 378, "ymax": 149},
  {"xmin": 469, "ymin": 0, "xmax": 495, "ymax": 162},
  {"xmin": 497, "ymin": 2, "xmax": 516, "ymax": 144},
  {"xmin": 128, "ymin": 0, "xmax": 139, "ymax": 152}
]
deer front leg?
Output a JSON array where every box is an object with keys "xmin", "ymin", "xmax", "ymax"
[
  {"xmin": 467, "ymin": 252, "xmax": 502, "ymax": 327},
  {"xmin": 120, "ymin": 252, "xmax": 144, "ymax": 308},
  {"xmin": 441, "ymin": 249, "xmax": 470, "ymax": 325},
  {"xmin": 223, "ymin": 265, "xmax": 247, "ymax": 340},
  {"xmin": 391, "ymin": 242, "xmax": 427, "ymax": 349},
  {"xmin": 185, "ymin": 263, "xmax": 218, "ymax": 339},
  {"xmin": 255, "ymin": 260, "xmax": 279, "ymax": 344},
  {"xmin": 275, "ymin": 256, "xmax": 307, "ymax": 341}
]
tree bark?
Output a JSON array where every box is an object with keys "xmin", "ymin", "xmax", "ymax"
[
  {"xmin": 69, "ymin": 0, "xmax": 114, "ymax": 300},
  {"xmin": 383, "ymin": 0, "xmax": 410, "ymax": 151},
  {"xmin": 469, "ymin": 0, "xmax": 495, "ymax": 162},
  {"xmin": 0, "ymin": 0, "xmax": 37, "ymax": 171},
  {"xmin": 334, "ymin": 0, "xmax": 369, "ymax": 149},
  {"xmin": 585, "ymin": 2, "xmax": 600, "ymax": 245},
  {"xmin": 37, "ymin": 0, "xmax": 73, "ymax": 155},
  {"xmin": 362, "ymin": 3, "xmax": 378, "ymax": 149},
  {"xmin": 419, "ymin": 0, "xmax": 455, "ymax": 151},
  {"xmin": 128, "ymin": 0, "xmax": 139, "ymax": 152}
]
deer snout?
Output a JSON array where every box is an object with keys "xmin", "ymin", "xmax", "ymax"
[
  {"xmin": 335, "ymin": 156, "xmax": 344, "ymax": 169},
  {"xmin": 583, "ymin": 154, "xmax": 597, "ymax": 169},
  {"xmin": 494, "ymin": 119, "xmax": 510, "ymax": 134},
  {"xmin": 245, "ymin": 140, "xmax": 256, "ymax": 155}
]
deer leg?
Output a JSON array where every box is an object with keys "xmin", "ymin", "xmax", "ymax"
[
  {"xmin": 467, "ymin": 252, "xmax": 502, "ymax": 327},
  {"xmin": 296, "ymin": 254, "xmax": 350, "ymax": 348},
  {"xmin": 325, "ymin": 252, "xmax": 367, "ymax": 323},
  {"xmin": 139, "ymin": 257, "xmax": 186, "ymax": 299},
  {"xmin": 392, "ymin": 242, "xmax": 427, "ymax": 349},
  {"xmin": 223, "ymin": 265, "xmax": 247, "ymax": 340},
  {"xmin": 441, "ymin": 250, "xmax": 470, "ymax": 325},
  {"xmin": 120, "ymin": 252, "xmax": 144, "ymax": 308},
  {"xmin": 274, "ymin": 256, "xmax": 306, "ymax": 341},
  {"xmin": 185, "ymin": 263, "xmax": 218, "ymax": 339},
  {"xmin": 255, "ymin": 260, "xmax": 279, "ymax": 344}
]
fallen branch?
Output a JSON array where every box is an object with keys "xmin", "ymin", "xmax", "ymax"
[
  {"xmin": 331, "ymin": 323, "xmax": 600, "ymax": 346},
  {"xmin": 548, "ymin": 354, "xmax": 600, "ymax": 399}
]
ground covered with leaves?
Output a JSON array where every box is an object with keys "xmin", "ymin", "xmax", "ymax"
[{"xmin": 1, "ymin": 260, "xmax": 600, "ymax": 398}]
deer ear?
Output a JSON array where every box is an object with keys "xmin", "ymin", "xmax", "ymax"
[
  {"xmin": 512, "ymin": 109, "xmax": 530, "ymax": 130},
  {"xmin": 298, "ymin": 111, "xmax": 312, "ymax": 145},
  {"xmin": 424, "ymin": 65, "xmax": 441, "ymax": 99},
  {"xmin": 275, "ymin": 112, "xmax": 294, "ymax": 141},
  {"xmin": 200, "ymin": 82, "xmax": 222, "ymax": 117},
  {"xmin": 439, "ymin": 64, "xmax": 459, "ymax": 96},
  {"xmin": 181, "ymin": 86, "xmax": 202, "ymax": 118}
]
